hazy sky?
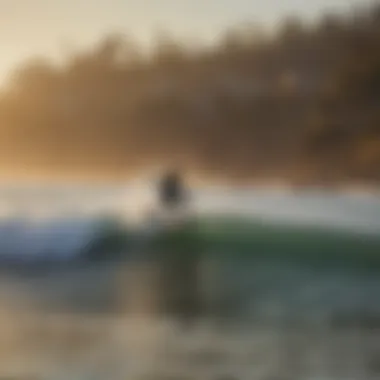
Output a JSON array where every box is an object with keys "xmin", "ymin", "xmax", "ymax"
[{"xmin": 0, "ymin": 0, "xmax": 374, "ymax": 83}]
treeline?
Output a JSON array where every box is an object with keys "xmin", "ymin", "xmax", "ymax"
[{"xmin": 0, "ymin": 4, "xmax": 379, "ymax": 183}]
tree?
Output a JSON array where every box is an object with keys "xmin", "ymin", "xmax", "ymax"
[
  {"xmin": 151, "ymin": 30, "xmax": 188, "ymax": 65},
  {"xmin": 6, "ymin": 57, "xmax": 58, "ymax": 94}
]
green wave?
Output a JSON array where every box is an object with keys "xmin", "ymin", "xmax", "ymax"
[
  {"xmin": 194, "ymin": 216, "xmax": 380, "ymax": 270},
  {"xmin": 82, "ymin": 214, "xmax": 380, "ymax": 271}
]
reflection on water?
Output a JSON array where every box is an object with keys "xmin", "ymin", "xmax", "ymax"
[
  {"xmin": 1, "ymin": 254, "xmax": 380, "ymax": 379},
  {"xmin": 0, "ymin": 185, "xmax": 379, "ymax": 378}
]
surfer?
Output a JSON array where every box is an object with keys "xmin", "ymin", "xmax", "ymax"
[
  {"xmin": 154, "ymin": 169, "xmax": 201, "ymax": 325},
  {"xmin": 158, "ymin": 169, "xmax": 188, "ymax": 211}
]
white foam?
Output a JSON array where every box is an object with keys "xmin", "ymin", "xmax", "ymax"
[{"xmin": 0, "ymin": 184, "xmax": 379, "ymax": 260}]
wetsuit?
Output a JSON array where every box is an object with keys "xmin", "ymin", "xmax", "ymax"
[
  {"xmin": 156, "ymin": 171, "xmax": 200, "ymax": 323},
  {"xmin": 158, "ymin": 171, "xmax": 186, "ymax": 209}
]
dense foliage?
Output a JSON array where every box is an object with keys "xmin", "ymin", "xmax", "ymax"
[{"xmin": 0, "ymin": 4, "xmax": 379, "ymax": 184}]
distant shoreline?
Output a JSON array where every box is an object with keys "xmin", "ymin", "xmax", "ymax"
[{"xmin": 0, "ymin": 174, "xmax": 379, "ymax": 197}]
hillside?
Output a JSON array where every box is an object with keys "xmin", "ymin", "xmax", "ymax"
[{"xmin": 0, "ymin": 4, "xmax": 379, "ymax": 184}]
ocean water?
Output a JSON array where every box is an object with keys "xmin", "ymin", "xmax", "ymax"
[{"xmin": 0, "ymin": 184, "xmax": 380, "ymax": 379}]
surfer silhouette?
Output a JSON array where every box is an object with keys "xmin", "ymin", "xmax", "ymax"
[
  {"xmin": 154, "ymin": 169, "xmax": 201, "ymax": 325},
  {"xmin": 158, "ymin": 169, "xmax": 187, "ymax": 211}
]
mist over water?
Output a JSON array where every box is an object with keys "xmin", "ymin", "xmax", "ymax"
[{"xmin": 1, "ymin": 1, "xmax": 379, "ymax": 377}]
